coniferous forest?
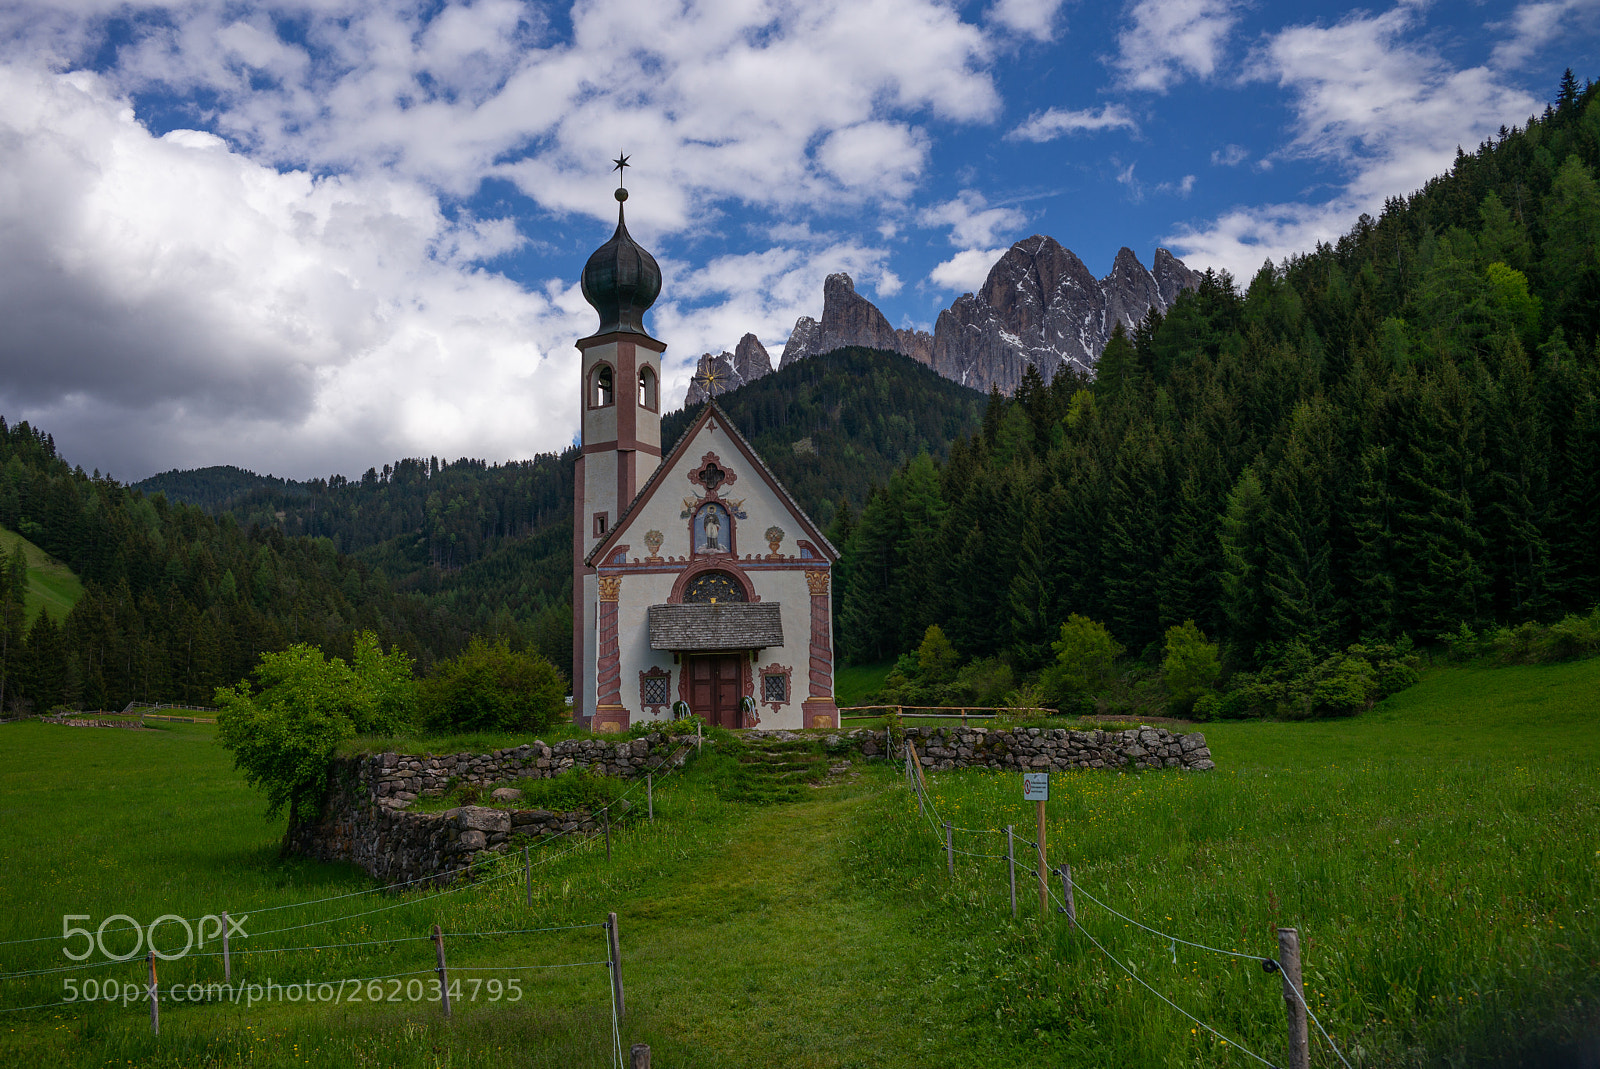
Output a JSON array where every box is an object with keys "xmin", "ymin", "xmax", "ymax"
[{"xmin": 834, "ymin": 73, "xmax": 1600, "ymax": 698}]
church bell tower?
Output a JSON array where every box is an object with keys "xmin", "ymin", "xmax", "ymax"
[{"xmin": 573, "ymin": 166, "xmax": 665, "ymax": 725}]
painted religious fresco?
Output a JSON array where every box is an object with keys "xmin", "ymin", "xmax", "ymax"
[{"xmin": 694, "ymin": 501, "xmax": 730, "ymax": 554}]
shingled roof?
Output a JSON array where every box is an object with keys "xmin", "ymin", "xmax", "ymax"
[{"xmin": 647, "ymin": 602, "xmax": 784, "ymax": 651}]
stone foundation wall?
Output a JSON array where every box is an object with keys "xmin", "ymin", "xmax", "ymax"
[
  {"xmin": 834, "ymin": 724, "xmax": 1215, "ymax": 772},
  {"xmin": 286, "ymin": 733, "xmax": 691, "ymax": 886}
]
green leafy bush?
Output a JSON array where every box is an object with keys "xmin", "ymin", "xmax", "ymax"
[
  {"xmin": 421, "ymin": 638, "xmax": 566, "ymax": 733},
  {"xmin": 216, "ymin": 632, "xmax": 417, "ymax": 824},
  {"xmin": 1216, "ymin": 638, "xmax": 1419, "ymax": 719},
  {"xmin": 1040, "ymin": 614, "xmax": 1122, "ymax": 713},
  {"xmin": 1161, "ymin": 620, "xmax": 1220, "ymax": 715}
]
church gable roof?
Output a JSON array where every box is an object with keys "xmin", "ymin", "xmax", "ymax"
[{"xmin": 585, "ymin": 400, "xmax": 837, "ymax": 568}]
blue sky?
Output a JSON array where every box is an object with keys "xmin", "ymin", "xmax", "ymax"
[{"xmin": 0, "ymin": 0, "xmax": 1596, "ymax": 480}]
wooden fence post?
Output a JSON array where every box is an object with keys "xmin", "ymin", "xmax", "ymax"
[
  {"xmin": 147, "ymin": 951, "xmax": 159, "ymax": 1036},
  {"xmin": 221, "ymin": 910, "xmax": 231, "ymax": 983},
  {"xmin": 1278, "ymin": 927, "xmax": 1309, "ymax": 1069},
  {"xmin": 607, "ymin": 912, "xmax": 625, "ymax": 1023},
  {"xmin": 945, "ymin": 822, "xmax": 953, "ymax": 877},
  {"xmin": 1057, "ymin": 864, "xmax": 1076, "ymax": 930},
  {"xmin": 1036, "ymin": 796, "xmax": 1048, "ymax": 920},
  {"xmin": 432, "ymin": 924, "xmax": 451, "ymax": 1019},
  {"xmin": 630, "ymin": 1043, "xmax": 651, "ymax": 1069},
  {"xmin": 1006, "ymin": 825, "xmax": 1017, "ymax": 919}
]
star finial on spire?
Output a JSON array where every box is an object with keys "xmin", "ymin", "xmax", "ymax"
[
  {"xmin": 612, "ymin": 152, "xmax": 630, "ymax": 186},
  {"xmin": 693, "ymin": 360, "xmax": 725, "ymax": 400}
]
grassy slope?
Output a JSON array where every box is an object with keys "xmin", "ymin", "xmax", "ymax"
[
  {"xmin": 0, "ymin": 661, "xmax": 1595, "ymax": 1067},
  {"xmin": 0, "ymin": 524, "xmax": 85, "ymax": 624}
]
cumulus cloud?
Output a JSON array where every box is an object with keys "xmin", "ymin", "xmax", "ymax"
[
  {"xmin": 929, "ymin": 248, "xmax": 1007, "ymax": 292},
  {"xmin": 1114, "ymin": 0, "xmax": 1241, "ymax": 92},
  {"xmin": 1008, "ymin": 104, "xmax": 1138, "ymax": 142},
  {"xmin": 17, "ymin": 0, "xmax": 999, "ymax": 230},
  {"xmin": 0, "ymin": 64, "xmax": 591, "ymax": 479},
  {"xmin": 986, "ymin": 0, "xmax": 1068, "ymax": 41},
  {"xmin": 1169, "ymin": 3, "xmax": 1541, "ymax": 279},
  {"xmin": 918, "ymin": 190, "xmax": 1027, "ymax": 250}
]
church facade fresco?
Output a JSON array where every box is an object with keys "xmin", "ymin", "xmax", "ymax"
[{"xmin": 570, "ymin": 172, "xmax": 838, "ymax": 734}]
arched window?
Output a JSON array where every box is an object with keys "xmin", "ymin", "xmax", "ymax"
[
  {"xmin": 683, "ymin": 571, "xmax": 747, "ymax": 604},
  {"xmin": 638, "ymin": 366, "xmax": 657, "ymax": 410},
  {"xmin": 593, "ymin": 365, "xmax": 614, "ymax": 407}
]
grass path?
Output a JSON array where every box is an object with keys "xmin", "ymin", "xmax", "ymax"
[{"xmin": 618, "ymin": 782, "xmax": 997, "ymax": 1069}]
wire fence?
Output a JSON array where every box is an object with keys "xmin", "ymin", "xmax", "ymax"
[
  {"xmin": 898, "ymin": 744, "xmax": 1357, "ymax": 1069},
  {"xmin": 1, "ymin": 735, "xmax": 704, "ymax": 1069}
]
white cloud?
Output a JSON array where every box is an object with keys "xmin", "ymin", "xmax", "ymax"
[
  {"xmin": 1008, "ymin": 104, "xmax": 1137, "ymax": 142},
  {"xmin": 817, "ymin": 121, "xmax": 929, "ymax": 197},
  {"xmin": 1492, "ymin": 1, "xmax": 1600, "ymax": 70},
  {"xmin": 1114, "ymin": 0, "xmax": 1241, "ymax": 92},
  {"xmin": 24, "ymin": 0, "xmax": 1000, "ymax": 229},
  {"xmin": 918, "ymin": 190, "xmax": 1027, "ymax": 249},
  {"xmin": 0, "ymin": 64, "xmax": 591, "ymax": 479},
  {"xmin": 929, "ymin": 247, "xmax": 1007, "ymax": 292},
  {"xmin": 1169, "ymin": 4, "xmax": 1541, "ymax": 279},
  {"xmin": 0, "ymin": 0, "xmax": 1010, "ymax": 473},
  {"xmin": 986, "ymin": 0, "xmax": 1067, "ymax": 41},
  {"xmin": 1211, "ymin": 143, "xmax": 1249, "ymax": 166},
  {"xmin": 1157, "ymin": 174, "xmax": 1196, "ymax": 196}
]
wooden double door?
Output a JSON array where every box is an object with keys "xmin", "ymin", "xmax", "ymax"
[{"xmin": 688, "ymin": 654, "xmax": 744, "ymax": 728}]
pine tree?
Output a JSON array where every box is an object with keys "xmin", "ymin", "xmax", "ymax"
[{"xmin": 1259, "ymin": 400, "xmax": 1340, "ymax": 651}]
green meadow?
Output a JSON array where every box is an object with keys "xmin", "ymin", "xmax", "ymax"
[
  {"xmin": 1, "ymin": 661, "xmax": 1596, "ymax": 1067},
  {"xmin": 0, "ymin": 524, "xmax": 85, "ymax": 626}
]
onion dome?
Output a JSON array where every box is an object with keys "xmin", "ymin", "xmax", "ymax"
[{"xmin": 580, "ymin": 187, "xmax": 661, "ymax": 338}]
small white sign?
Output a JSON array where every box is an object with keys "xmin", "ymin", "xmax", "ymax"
[{"xmin": 1022, "ymin": 772, "xmax": 1050, "ymax": 801}]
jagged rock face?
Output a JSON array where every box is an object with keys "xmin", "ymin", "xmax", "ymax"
[
  {"xmin": 1153, "ymin": 248, "xmax": 1201, "ymax": 311},
  {"xmin": 932, "ymin": 237, "xmax": 1202, "ymax": 394},
  {"xmin": 779, "ymin": 275, "xmax": 931, "ymax": 370},
  {"xmin": 731, "ymin": 333, "xmax": 772, "ymax": 382},
  {"xmin": 747, "ymin": 237, "xmax": 1201, "ymax": 402},
  {"xmin": 820, "ymin": 273, "xmax": 901, "ymax": 356},
  {"xmin": 779, "ymin": 316, "xmax": 820, "ymax": 369}
]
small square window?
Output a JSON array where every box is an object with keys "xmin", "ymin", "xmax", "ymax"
[
  {"xmin": 642, "ymin": 675, "xmax": 670, "ymax": 706},
  {"xmin": 593, "ymin": 512, "xmax": 608, "ymax": 537},
  {"xmin": 762, "ymin": 673, "xmax": 788, "ymax": 704}
]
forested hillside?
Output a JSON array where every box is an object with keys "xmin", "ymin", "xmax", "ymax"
[
  {"xmin": 0, "ymin": 420, "xmax": 476, "ymax": 712},
  {"xmin": 837, "ymin": 73, "xmax": 1600, "ymax": 676}
]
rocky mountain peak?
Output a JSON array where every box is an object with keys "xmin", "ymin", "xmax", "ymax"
[{"xmin": 682, "ymin": 238, "xmax": 1202, "ymax": 406}]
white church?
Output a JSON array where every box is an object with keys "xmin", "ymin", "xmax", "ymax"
[{"xmin": 570, "ymin": 181, "xmax": 840, "ymax": 733}]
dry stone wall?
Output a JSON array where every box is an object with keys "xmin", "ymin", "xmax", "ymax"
[
  {"xmin": 842, "ymin": 724, "xmax": 1215, "ymax": 772},
  {"xmin": 287, "ymin": 733, "xmax": 690, "ymax": 886}
]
